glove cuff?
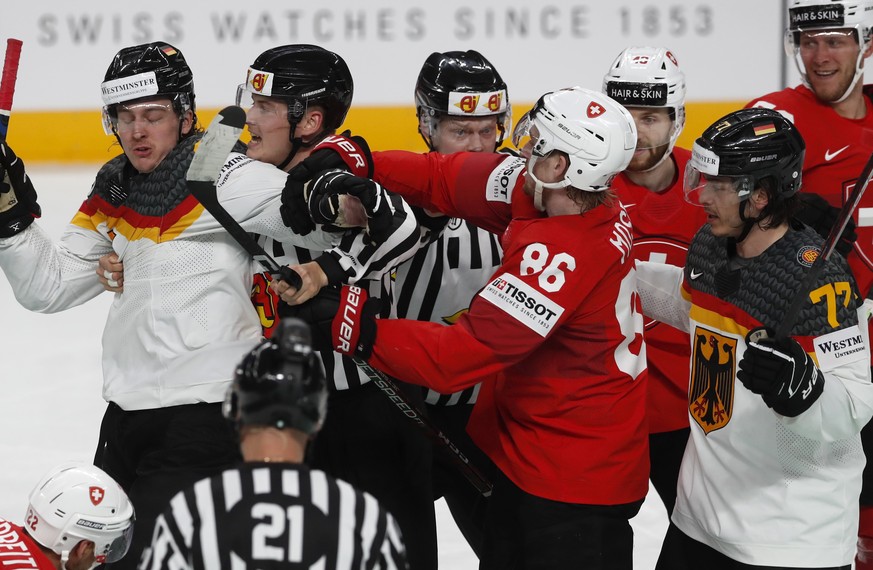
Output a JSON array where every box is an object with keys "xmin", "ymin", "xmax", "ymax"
[{"xmin": 0, "ymin": 213, "xmax": 34, "ymax": 238}]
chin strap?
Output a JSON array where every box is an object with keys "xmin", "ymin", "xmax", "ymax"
[{"xmin": 526, "ymin": 154, "xmax": 571, "ymax": 211}]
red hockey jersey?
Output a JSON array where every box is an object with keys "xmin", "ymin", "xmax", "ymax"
[
  {"xmin": 370, "ymin": 151, "xmax": 649, "ymax": 505},
  {"xmin": 0, "ymin": 519, "xmax": 56, "ymax": 569},
  {"xmin": 611, "ymin": 147, "xmax": 707, "ymax": 433},
  {"xmin": 747, "ymin": 85, "xmax": 873, "ymax": 297}
]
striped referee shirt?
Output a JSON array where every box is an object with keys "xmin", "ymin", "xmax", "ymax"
[
  {"xmin": 392, "ymin": 217, "xmax": 503, "ymax": 405},
  {"xmin": 140, "ymin": 463, "xmax": 409, "ymax": 570},
  {"xmin": 255, "ymin": 191, "xmax": 420, "ymax": 392}
]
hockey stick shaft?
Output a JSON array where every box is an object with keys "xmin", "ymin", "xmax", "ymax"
[
  {"xmin": 0, "ymin": 38, "xmax": 23, "ymax": 141},
  {"xmin": 775, "ymin": 150, "xmax": 873, "ymax": 340},
  {"xmin": 187, "ymin": 107, "xmax": 492, "ymax": 497}
]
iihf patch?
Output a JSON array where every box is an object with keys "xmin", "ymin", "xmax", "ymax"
[
  {"xmin": 796, "ymin": 245, "xmax": 820, "ymax": 267},
  {"xmin": 485, "ymin": 156, "xmax": 526, "ymax": 204},
  {"xmin": 478, "ymin": 272, "xmax": 564, "ymax": 337}
]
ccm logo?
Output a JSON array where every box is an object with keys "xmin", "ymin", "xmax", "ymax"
[{"xmin": 336, "ymin": 286, "xmax": 362, "ymax": 353}]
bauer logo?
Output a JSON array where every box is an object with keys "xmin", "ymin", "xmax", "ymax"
[
  {"xmin": 486, "ymin": 155, "xmax": 525, "ymax": 203},
  {"xmin": 100, "ymin": 72, "xmax": 159, "ymax": 105},
  {"xmin": 478, "ymin": 272, "xmax": 564, "ymax": 337},
  {"xmin": 814, "ymin": 324, "xmax": 868, "ymax": 371}
]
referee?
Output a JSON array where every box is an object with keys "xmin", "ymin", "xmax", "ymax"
[{"xmin": 140, "ymin": 318, "xmax": 409, "ymax": 570}]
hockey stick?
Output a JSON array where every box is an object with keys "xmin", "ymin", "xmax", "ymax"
[
  {"xmin": 0, "ymin": 38, "xmax": 23, "ymax": 141},
  {"xmin": 187, "ymin": 106, "xmax": 493, "ymax": 497},
  {"xmin": 187, "ymin": 106, "xmax": 302, "ymax": 288},
  {"xmin": 774, "ymin": 150, "xmax": 873, "ymax": 340}
]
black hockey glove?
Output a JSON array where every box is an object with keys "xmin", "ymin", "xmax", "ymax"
[
  {"xmin": 306, "ymin": 170, "xmax": 394, "ymax": 244},
  {"xmin": 796, "ymin": 192, "xmax": 857, "ymax": 256},
  {"xmin": 737, "ymin": 327, "xmax": 825, "ymax": 417},
  {"xmin": 280, "ymin": 133, "xmax": 372, "ymax": 236},
  {"xmin": 280, "ymin": 284, "xmax": 380, "ymax": 360},
  {"xmin": 0, "ymin": 142, "xmax": 41, "ymax": 238}
]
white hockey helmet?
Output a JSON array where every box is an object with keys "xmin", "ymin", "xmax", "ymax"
[
  {"xmin": 602, "ymin": 46, "xmax": 686, "ymax": 168},
  {"xmin": 512, "ymin": 86, "xmax": 637, "ymax": 209},
  {"xmin": 25, "ymin": 463, "xmax": 134, "ymax": 570},
  {"xmin": 785, "ymin": 0, "xmax": 873, "ymax": 102}
]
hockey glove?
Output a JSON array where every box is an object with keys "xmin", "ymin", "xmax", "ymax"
[
  {"xmin": 0, "ymin": 142, "xmax": 41, "ymax": 238},
  {"xmin": 305, "ymin": 170, "xmax": 394, "ymax": 243},
  {"xmin": 737, "ymin": 327, "xmax": 825, "ymax": 417},
  {"xmin": 279, "ymin": 284, "xmax": 380, "ymax": 360},
  {"xmin": 280, "ymin": 132, "xmax": 372, "ymax": 235},
  {"xmin": 796, "ymin": 192, "xmax": 857, "ymax": 256}
]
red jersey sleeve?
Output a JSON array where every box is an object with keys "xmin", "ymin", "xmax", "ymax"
[{"xmin": 371, "ymin": 150, "xmax": 533, "ymax": 234}]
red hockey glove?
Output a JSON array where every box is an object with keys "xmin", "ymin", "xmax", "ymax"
[
  {"xmin": 280, "ymin": 132, "xmax": 372, "ymax": 235},
  {"xmin": 0, "ymin": 142, "xmax": 41, "ymax": 238},
  {"xmin": 737, "ymin": 327, "xmax": 825, "ymax": 417},
  {"xmin": 279, "ymin": 284, "xmax": 380, "ymax": 360}
]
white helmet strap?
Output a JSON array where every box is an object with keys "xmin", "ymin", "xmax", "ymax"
[{"xmin": 527, "ymin": 154, "xmax": 572, "ymax": 211}]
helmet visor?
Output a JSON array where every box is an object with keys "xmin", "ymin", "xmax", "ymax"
[
  {"xmin": 512, "ymin": 95, "xmax": 552, "ymax": 157},
  {"xmin": 96, "ymin": 520, "xmax": 134, "ymax": 565},
  {"xmin": 683, "ymin": 165, "xmax": 754, "ymax": 206},
  {"xmin": 101, "ymin": 100, "xmax": 177, "ymax": 136}
]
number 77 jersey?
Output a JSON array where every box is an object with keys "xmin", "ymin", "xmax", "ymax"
[{"xmin": 369, "ymin": 150, "xmax": 650, "ymax": 505}]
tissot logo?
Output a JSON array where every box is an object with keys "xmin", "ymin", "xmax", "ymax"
[{"xmin": 479, "ymin": 272, "xmax": 565, "ymax": 337}]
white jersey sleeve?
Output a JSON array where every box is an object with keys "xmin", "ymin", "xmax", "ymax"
[
  {"xmin": 0, "ymin": 221, "xmax": 113, "ymax": 313},
  {"xmin": 635, "ymin": 260, "xmax": 691, "ymax": 332}
]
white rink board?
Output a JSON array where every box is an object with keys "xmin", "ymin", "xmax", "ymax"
[{"xmin": 0, "ymin": 0, "xmax": 788, "ymax": 110}]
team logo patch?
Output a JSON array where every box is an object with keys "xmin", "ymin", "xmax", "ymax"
[
  {"xmin": 448, "ymin": 89, "xmax": 508, "ymax": 116},
  {"xmin": 246, "ymin": 68, "xmax": 274, "ymax": 95},
  {"xmin": 89, "ymin": 486, "xmax": 105, "ymax": 506},
  {"xmin": 486, "ymin": 156, "xmax": 526, "ymax": 204},
  {"xmin": 587, "ymin": 102, "xmax": 605, "ymax": 118},
  {"xmin": 478, "ymin": 272, "xmax": 564, "ymax": 337},
  {"xmin": 796, "ymin": 245, "xmax": 820, "ymax": 267},
  {"xmin": 666, "ymin": 51, "xmax": 678, "ymax": 66},
  {"xmin": 814, "ymin": 324, "xmax": 869, "ymax": 371},
  {"xmin": 689, "ymin": 327, "xmax": 737, "ymax": 434}
]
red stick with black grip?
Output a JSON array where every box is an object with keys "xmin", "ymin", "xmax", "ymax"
[{"xmin": 0, "ymin": 39, "xmax": 23, "ymax": 141}]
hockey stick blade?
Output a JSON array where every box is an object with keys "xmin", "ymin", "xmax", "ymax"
[
  {"xmin": 186, "ymin": 106, "xmax": 302, "ymax": 289},
  {"xmin": 0, "ymin": 38, "xmax": 23, "ymax": 141},
  {"xmin": 775, "ymin": 150, "xmax": 873, "ymax": 340}
]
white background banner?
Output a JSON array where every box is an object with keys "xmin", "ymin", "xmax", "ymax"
[{"xmin": 0, "ymin": 0, "xmax": 791, "ymax": 110}]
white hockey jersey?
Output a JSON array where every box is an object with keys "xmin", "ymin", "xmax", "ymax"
[{"xmin": 0, "ymin": 140, "xmax": 338, "ymax": 411}]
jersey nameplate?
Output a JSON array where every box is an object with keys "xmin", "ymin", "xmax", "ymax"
[
  {"xmin": 478, "ymin": 272, "xmax": 564, "ymax": 337},
  {"xmin": 485, "ymin": 156, "xmax": 526, "ymax": 204}
]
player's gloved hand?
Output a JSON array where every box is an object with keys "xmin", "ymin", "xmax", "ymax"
[
  {"xmin": 0, "ymin": 142, "xmax": 41, "ymax": 238},
  {"xmin": 737, "ymin": 327, "xmax": 825, "ymax": 417},
  {"xmin": 279, "ymin": 284, "xmax": 380, "ymax": 359},
  {"xmin": 796, "ymin": 192, "xmax": 857, "ymax": 256},
  {"xmin": 280, "ymin": 132, "xmax": 372, "ymax": 235},
  {"xmin": 306, "ymin": 170, "xmax": 394, "ymax": 244}
]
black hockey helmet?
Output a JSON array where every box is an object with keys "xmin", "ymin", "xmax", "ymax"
[
  {"xmin": 685, "ymin": 107, "xmax": 805, "ymax": 203},
  {"xmin": 100, "ymin": 42, "xmax": 195, "ymax": 134},
  {"xmin": 223, "ymin": 318, "xmax": 327, "ymax": 435},
  {"xmin": 415, "ymin": 50, "xmax": 511, "ymax": 149},
  {"xmin": 237, "ymin": 44, "xmax": 353, "ymax": 131}
]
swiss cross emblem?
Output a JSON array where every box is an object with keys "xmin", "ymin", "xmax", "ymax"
[
  {"xmin": 587, "ymin": 102, "xmax": 605, "ymax": 118},
  {"xmin": 89, "ymin": 486, "xmax": 104, "ymax": 506}
]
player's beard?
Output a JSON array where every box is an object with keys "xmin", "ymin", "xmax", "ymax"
[
  {"xmin": 808, "ymin": 64, "xmax": 856, "ymax": 103},
  {"xmin": 627, "ymin": 142, "xmax": 669, "ymax": 172}
]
